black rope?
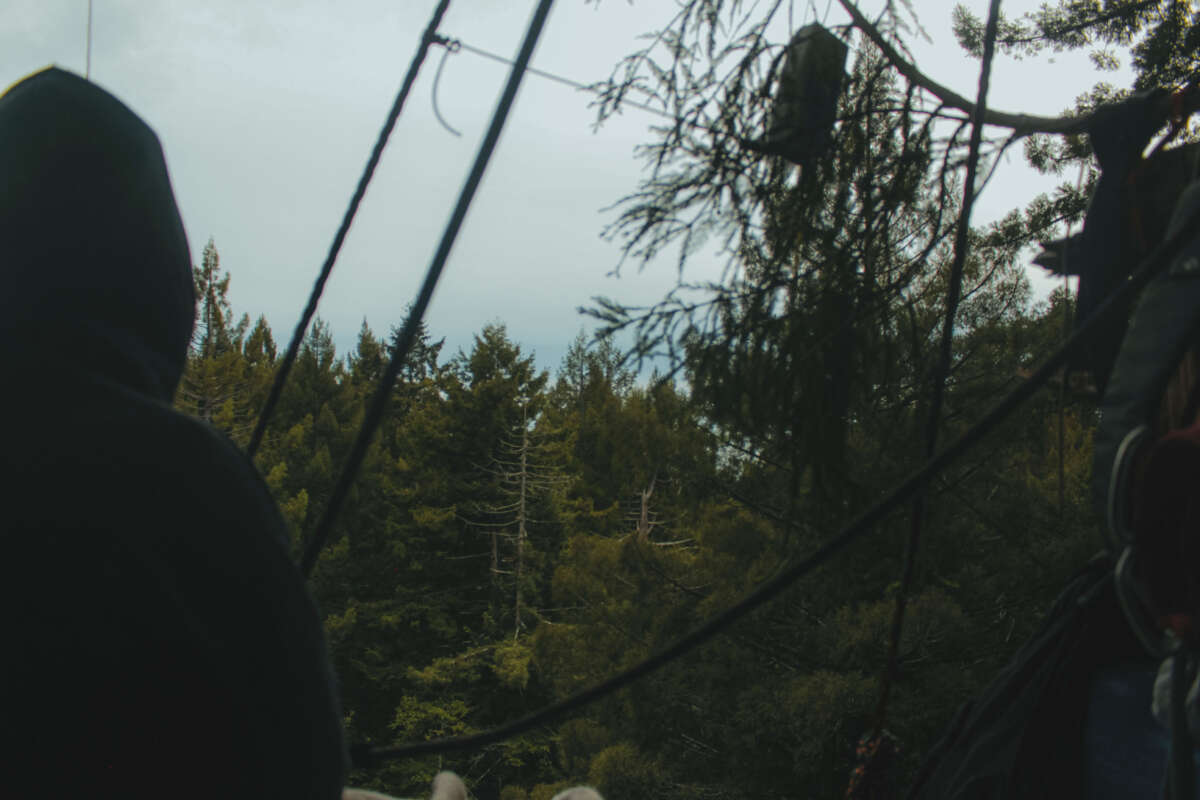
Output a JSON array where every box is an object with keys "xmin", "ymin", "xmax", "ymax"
[
  {"xmin": 246, "ymin": 0, "xmax": 454, "ymax": 459},
  {"xmin": 299, "ymin": 0, "xmax": 557, "ymax": 578},
  {"xmin": 870, "ymin": 0, "xmax": 1003, "ymax": 746},
  {"xmin": 354, "ymin": 194, "xmax": 1200, "ymax": 766}
]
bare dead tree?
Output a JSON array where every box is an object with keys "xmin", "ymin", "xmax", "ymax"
[{"xmin": 473, "ymin": 403, "xmax": 569, "ymax": 638}]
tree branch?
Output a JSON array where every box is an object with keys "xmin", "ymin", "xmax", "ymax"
[{"xmin": 837, "ymin": 0, "xmax": 1186, "ymax": 136}]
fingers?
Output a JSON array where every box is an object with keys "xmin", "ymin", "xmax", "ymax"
[
  {"xmin": 343, "ymin": 789, "xmax": 403, "ymax": 800},
  {"xmin": 344, "ymin": 772, "xmax": 602, "ymax": 800},
  {"xmin": 551, "ymin": 788, "xmax": 605, "ymax": 800},
  {"xmin": 431, "ymin": 771, "xmax": 468, "ymax": 800}
]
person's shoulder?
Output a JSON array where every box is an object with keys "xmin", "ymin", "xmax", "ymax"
[
  {"xmin": 3, "ymin": 367, "xmax": 290, "ymax": 533},
  {"xmin": 139, "ymin": 403, "xmax": 293, "ymax": 549},
  {"xmin": 93, "ymin": 375, "xmax": 263, "ymax": 478}
]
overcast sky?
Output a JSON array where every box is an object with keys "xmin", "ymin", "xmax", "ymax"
[{"xmin": 4, "ymin": 1, "xmax": 1127, "ymax": 374}]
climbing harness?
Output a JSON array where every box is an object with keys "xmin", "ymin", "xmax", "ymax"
[
  {"xmin": 907, "ymin": 83, "xmax": 1200, "ymax": 799},
  {"xmin": 1077, "ymin": 85, "xmax": 1200, "ymax": 800}
]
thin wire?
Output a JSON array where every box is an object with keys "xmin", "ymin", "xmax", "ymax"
[
  {"xmin": 1059, "ymin": 161, "xmax": 1087, "ymax": 516},
  {"xmin": 432, "ymin": 34, "xmax": 788, "ymax": 154},
  {"xmin": 299, "ymin": 0, "xmax": 557, "ymax": 578},
  {"xmin": 869, "ymin": 0, "xmax": 1004, "ymax": 748},
  {"xmin": 246, "ymin": 0, "xmax": 454, "ymax": 459},
  {"xmin": 432, "ymin": 40, "xmax": 463, "ymax": 137},
  {"xmin": 438, "ymin": 35, "xmax": 677, "ymax": 120},
  {"xmin": 86, "ymin": 0, "xmax": 92, "ymax": 80},
  {"xmin": 355, "ymin": 195, "xmax": 1200, "ymax": 766},
  {"xmin": 433, "ymin": 33, "xmax": 960, "ymax": 147}
]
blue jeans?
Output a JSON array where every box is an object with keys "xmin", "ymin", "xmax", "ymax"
[{"xmin": 1086, "ymin": 661, "xmax": 1200, "ymax": 798}]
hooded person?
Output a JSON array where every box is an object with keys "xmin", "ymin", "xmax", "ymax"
[{"xmin": 0, "ymin": 67, "xmax": 347, "ymax": 797}]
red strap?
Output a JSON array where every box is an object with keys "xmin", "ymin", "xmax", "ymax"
[
  {"xmin": 1172, "ymin": 88, "xmax": 1188, "ymax": 126},
  {"xmin": 1160, "ymin": 613, "xmax": 1197, "ymax": 641}
]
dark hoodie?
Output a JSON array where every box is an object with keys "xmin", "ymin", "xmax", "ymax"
[{"xmin": 0, "ymin": 67, "xmax": 346, "ymax": 798}]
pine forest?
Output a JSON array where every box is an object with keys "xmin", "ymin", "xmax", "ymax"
[
  {"xmin": 174, "ymin": 1, "xmax": 1200, "ymax": 797},
  {"xmin": 183, "ymin": 229, "xmax": 1086, "ymax": 800}
]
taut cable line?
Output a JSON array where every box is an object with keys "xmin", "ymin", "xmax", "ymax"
[
  {"xmin": 246, "ymin": 0, "xmax": 454, "ymax": 459},
  {"xmin": 426, "ymin": 34, "xmax": 940, "ymax": 148},
  {"xmin": 85, "ymin": 0, "xmax": 92, "ymax": 80},
  {"xmin": 870, "ymin": 0, "xmax": 1002, "ymax": 752},
  {"xmin": 353, "ymin": 194, "xmax": 1200, "ymax": 767},
  {"xmin": 299, "ymin": 0, "xmax": 557, "ymax": 578},
  {"xmin": 431, "ymin": 34, "xmax": 672, "ymax": 119}
]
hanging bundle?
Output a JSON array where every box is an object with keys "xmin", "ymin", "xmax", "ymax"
[{"xmin": 754, "ymin": 23, "xmax": 848, "ymax": 167}]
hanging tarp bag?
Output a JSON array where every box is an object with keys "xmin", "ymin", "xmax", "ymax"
[{"xmin": 755, "ymin": 23, "xmax": 847, "ymax": 167}]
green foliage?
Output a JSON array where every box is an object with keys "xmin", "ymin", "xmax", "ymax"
[
  {"xmin": 494, "ymin": 640, "xmax": 533, "ymax": 691},
  {"xmin": 172, "ymin": 3, "xmax": 1194, "ymax": 784},
  {"xmin": 530, "ymin": 784, "xmax": 571, "ymax": 800},
  {"xmin": 172, "ymin": 237, "xmax": 1104, "ymax": 797},
  {"xmin": 176, "ymin": 239, "xmax": 264, "ymax": 439},
  {"xmin": 588, "ymin": 743, "xmax": 665, "ymax": 799},
  {"xmin": 951, "ymin": 0, "xmax": 1178, "ymax": 78}
]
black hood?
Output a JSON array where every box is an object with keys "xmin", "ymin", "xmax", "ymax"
[{"xmin": 0, "ymin": 67, "xmax": 195, "ymax": 401}]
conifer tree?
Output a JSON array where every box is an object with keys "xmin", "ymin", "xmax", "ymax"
[
  {"xmin": 177, "ymin": 238, "xmax": 254, "ymax": 439},
  {"xmin": 476, "ymin": 401, "xmax": 568, "ymax": 637}
]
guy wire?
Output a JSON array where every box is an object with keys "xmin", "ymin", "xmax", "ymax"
[
  {"xmin": 299, "ymin": 0, "xmax": 558, "ymax": 578},
  {"xmin": 869, "ymin": 0, "xmax": 1003, "ymax": 748},
  {"xmin": 354, "ymin": 189, "xmax": 1200, "ymax": 766},
  {"xmin": 86, "ymin": 0, "xmax": 93, "ymax": 80},
  {"xmin": 246, "ymin": 0, "xmax": 455, "ymax": 459}
]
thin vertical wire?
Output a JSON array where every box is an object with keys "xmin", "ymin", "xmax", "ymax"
[
  {"xmin": 86, "ymin": 0, "xmax": 93, "ymax": 80},
  {"xmin": 1058, "ymin": 275, "xmax": 1069, "ymax": 513},
  {"xmin": 1058, "ymin": 161, "xmax": 1087, "ymax": 516},
  {"xmin": 870, "ymin": 0, "xmax": 1004, "ymax": 744}
]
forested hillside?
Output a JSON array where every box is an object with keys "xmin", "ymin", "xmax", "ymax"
[
  {"xmin": 179, "ymin": 235, "xmax": 1097, "ymax": 799},
  {"xmin": 171, "ymin": 2, "xmax": 1200, "ymax": 795}
]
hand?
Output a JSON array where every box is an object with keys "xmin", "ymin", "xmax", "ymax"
[
  {"xmin": 551, "ymin": 789, "xmax": 605, "ymax": 800},
  {"xmin": 343, "ymin": 770, "xmax": 466, "ymax": 800},
  {"xmin": 343, "ymin": 771, "xmax": 605, "ymax": 800}
]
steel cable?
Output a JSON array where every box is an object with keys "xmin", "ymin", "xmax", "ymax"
[
  {"xmin": 870, "ymin": 0, "xmax": 1004, "ymax": 746},
  {"xmin": 353, "ymin": 188, "xmax": 1200, "ymax": 766},
  {"xmin": 299, "ymin": 0, "xmax": 557, "ymax": 578},
  {"xmin": 246, "ymin": 0, "xmax": 454, "ymax": 459}
]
